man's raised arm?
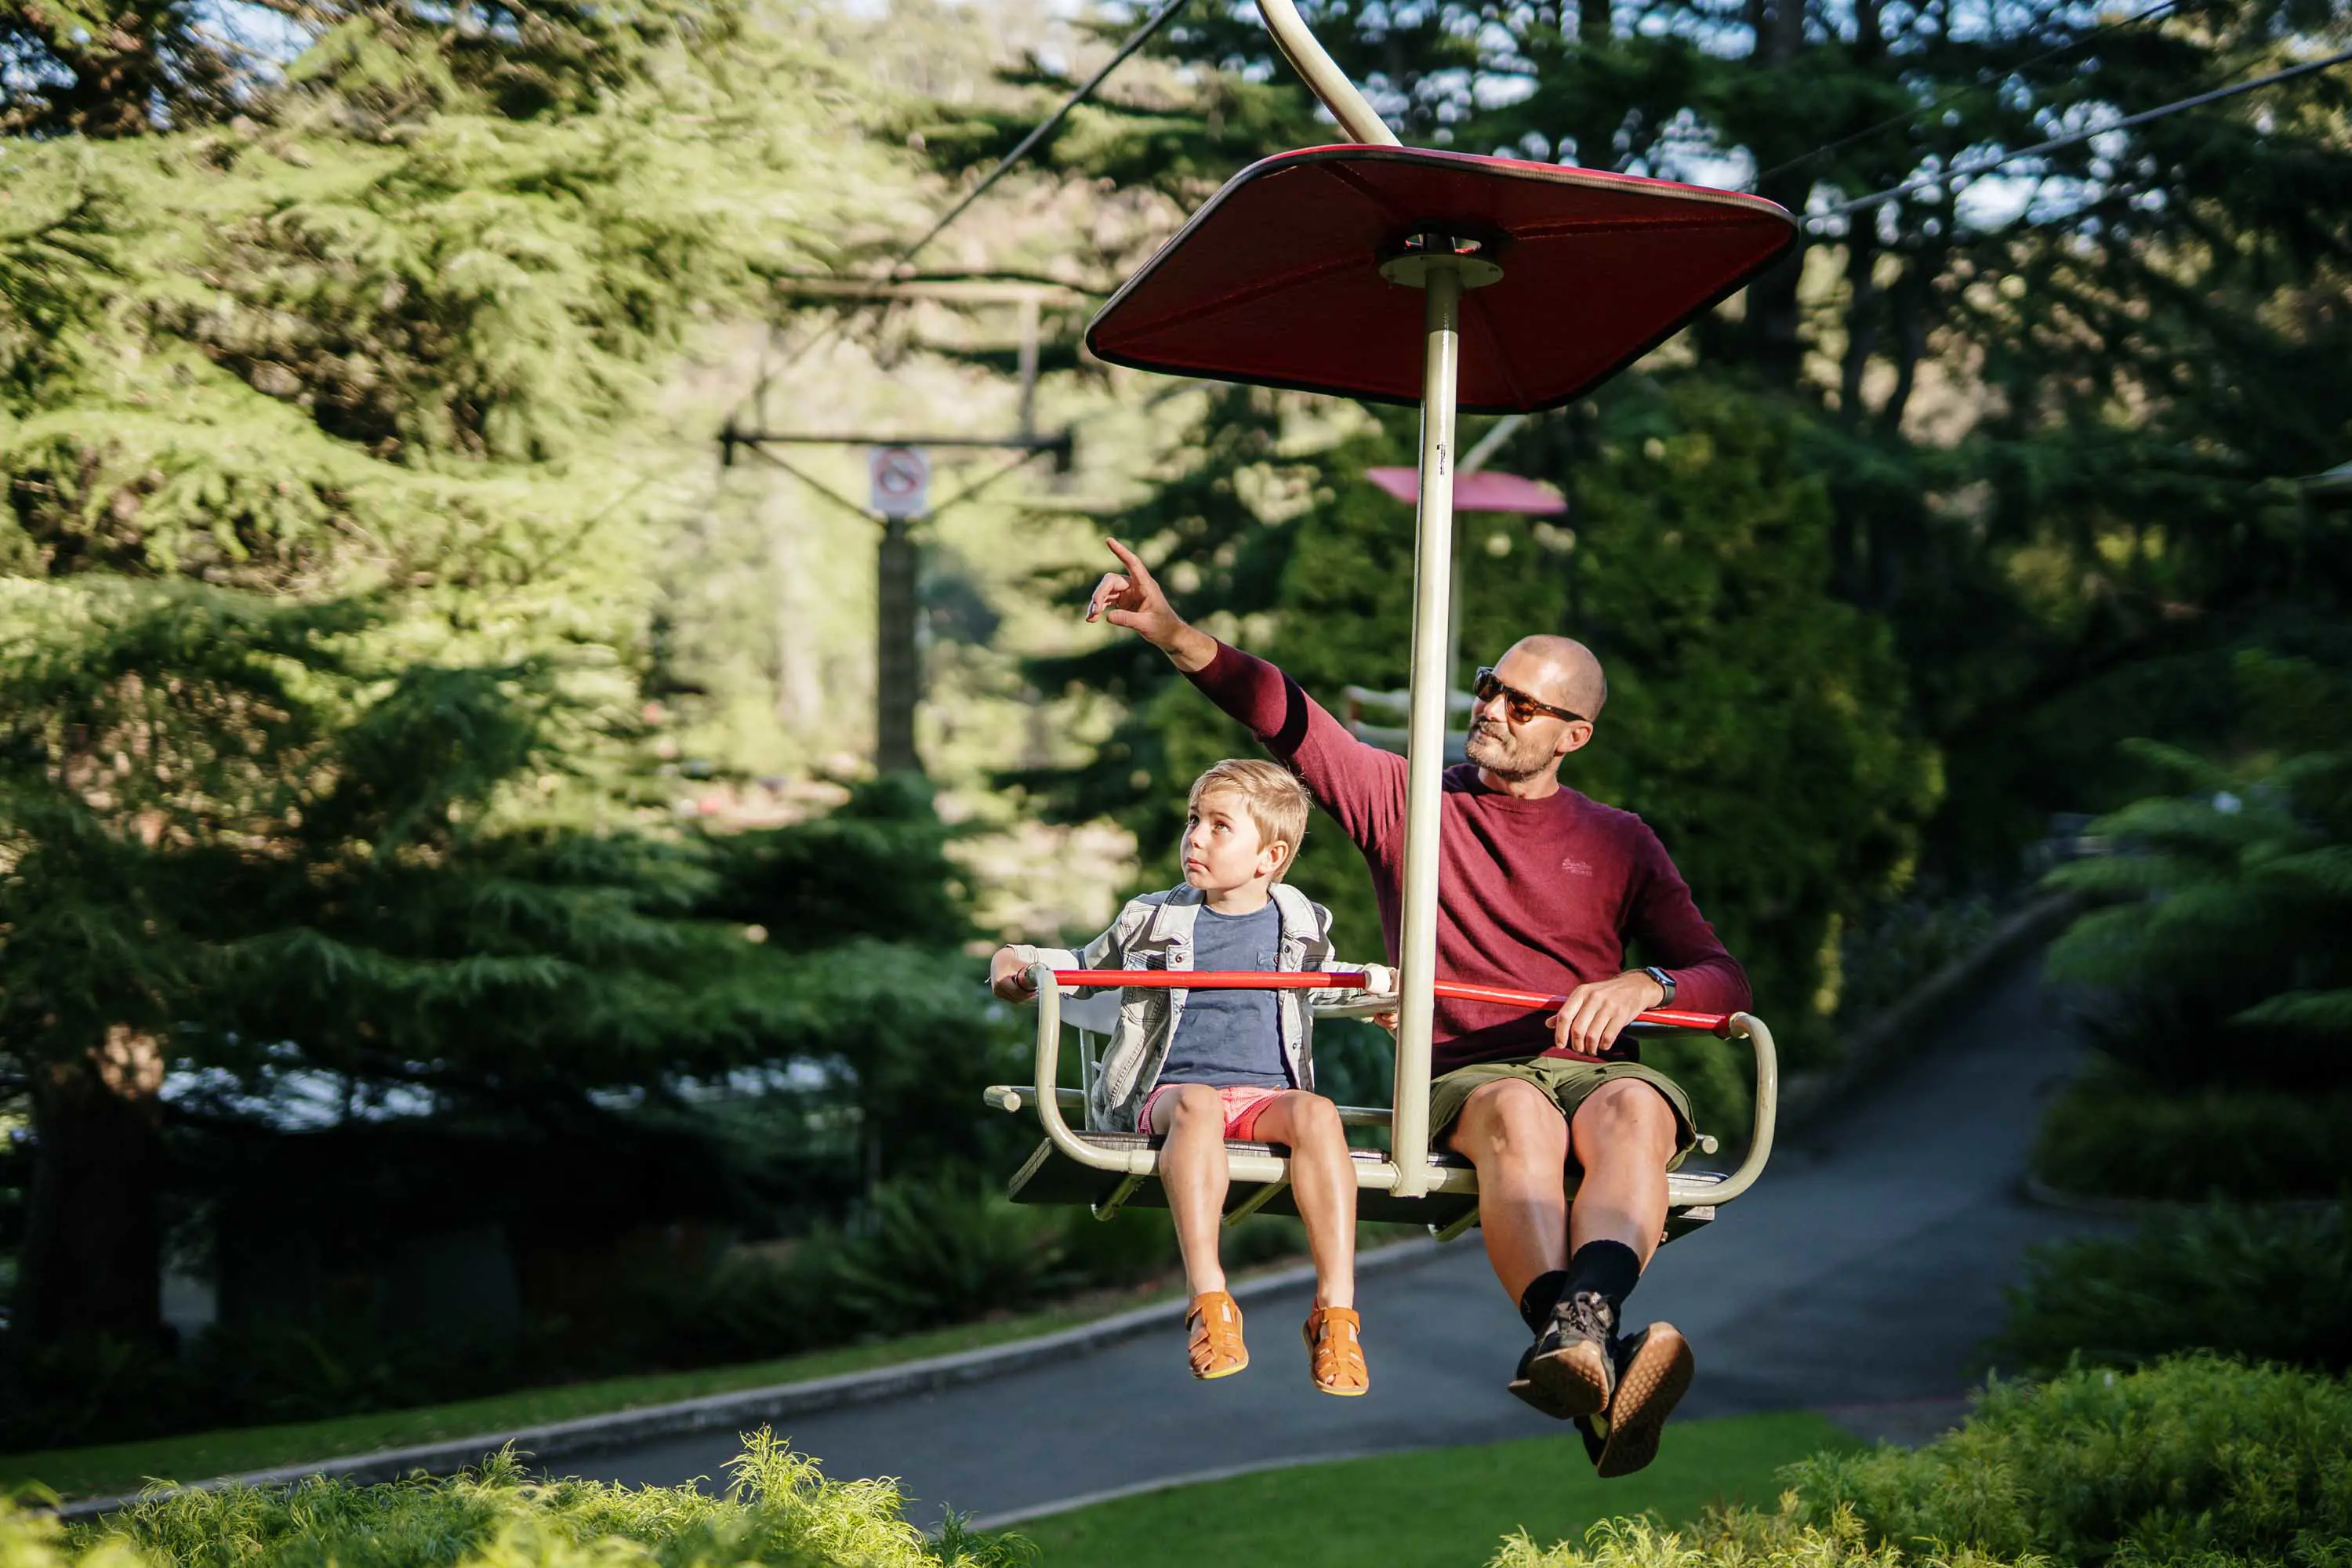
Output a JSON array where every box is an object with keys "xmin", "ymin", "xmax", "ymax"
[{"xmin": 1086, "ymin": 539, "xmax": 1401, "ymax": 846}]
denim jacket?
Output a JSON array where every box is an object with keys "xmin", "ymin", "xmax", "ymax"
[{"xmin": 1005, "ymin": 882, "xmax": 1393, "ymax": 1132}]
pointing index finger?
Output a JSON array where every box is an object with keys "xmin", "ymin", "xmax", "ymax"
[{"xmin": 1104, "ymin": 537, "xmax": 1154, "ymax": 586}]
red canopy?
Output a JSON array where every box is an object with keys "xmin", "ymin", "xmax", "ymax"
[
  {"xmin": 1087, "ymin": 145, "xmax": 1795, "ymax": 413},
  {"xmin": 1366, "ymin": 466, "xmax": 1566, "ymax": 514}
]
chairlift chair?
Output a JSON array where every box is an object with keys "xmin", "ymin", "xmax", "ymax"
[{"xmin": 985, "ymin": 0, "xmax": 1794, "ymax": 1243}]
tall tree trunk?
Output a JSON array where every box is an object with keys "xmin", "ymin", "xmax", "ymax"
[
  {"xmin": 1864, "ymin": 257, "xmax": 1934, "ymax": 611},
  {"xmin": 1744, "ymin": 0, "xmax": 1815, "ymax": 388},
  {"xmin": 15, "ymin": 1028, "xmax": 168, "ymax": 1348},
  {"xmin": 1831, "ymin": 228, "xmax": 1883, "ymax": 600}
]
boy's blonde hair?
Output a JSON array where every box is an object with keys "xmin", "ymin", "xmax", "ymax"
[{"xmin": 1187, "ymin": 759, "xmax": 1311, "ymax": 880}]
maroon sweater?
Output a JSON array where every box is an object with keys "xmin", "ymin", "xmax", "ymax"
[{"xmin": 1189, "ymin": 642, "xmax": 1750, "ymax": 1074}]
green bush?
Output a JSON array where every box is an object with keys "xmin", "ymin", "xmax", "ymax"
[
  {"xmin": 1, "ymin": 1169, "xmax": 1183, "ymax": 1450},
  {"xmin": 7, "ymin": 1436, "xmax": 1025, "ymax": 1568},
  {"xmin": 2025, "ymin": 652, "xmax": 2352, "ymax": 1204},
  {"xmin": 1495, "ymin": 1357, "xmax": 2352, "ymax": 1568},
  {"xmin": 658, "ymin": 1176, "xmax": 1183, "ymax": 1363},
  {"xmin": 2031, "ymin": 1069, "xmax": 2352, "ymax": 1201},
  {"xmin": 1493, "ymin": 1510, "xmax": 2017, "ymax": 1568},
  {"xmin": 2042, "ymin": 653, "xmax": 2352, "ymax": 1094},
  {"xmin": 0, "ymin": 1320, "xmax": 582, "ymax": 1453},
  {"xmin": 828, "ymin": 1177, "xmax": 1080, "ymax": 1338},
  {"xmin": 1992, "ymin": 1203, "xmax": 2352, "ymax": 1377},
  {"xmin": 653, "ymin": 1243, "xmax": 851, "ymax": 1368},
  {"xmin": 1782, "ymin": 1356, "xmax": 2352, "ymax": 1566},
  {"xmin": 1833, "ymin": 895, "xmax": 2001, "ymax": 1025}
]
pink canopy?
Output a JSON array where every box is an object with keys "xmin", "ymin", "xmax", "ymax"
[{"xmin": 1366, "ymin": 466, "xmax": 1566, "ymax": 514}]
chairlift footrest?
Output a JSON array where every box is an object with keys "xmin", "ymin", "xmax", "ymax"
[{"xmin": 1006, "ymin": 1134, "xmax": 1481, "ymax": 1229}]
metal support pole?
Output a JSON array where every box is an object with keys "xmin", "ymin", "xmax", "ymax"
[
  {"xmin": 1222, "ymin": 1178, "xmax": 1290, "ymax": 1228},
  {"xmin": 1389, "ymin": 263, "xmax": 1463, "ymax": 1198},
  {"xmin": 1253, "ymin": 0, "xmax": 1400, "ymax": 147},
  {"xmin": 1017, "ymin": 295, "xmax": 1041, "ymax": 439},
  {"xmin": 876, "ymin": 514, "xmax": 922, "ymax": 775}
]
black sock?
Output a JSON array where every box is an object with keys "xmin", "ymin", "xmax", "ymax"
[
  {"xmin": 1563, "ymin": 1240, "xmax": 1643, "ymax": 1316},
  {"xmin": 1517, "ymin": 1269, "xmax": 1569, "ymax": 1334}
]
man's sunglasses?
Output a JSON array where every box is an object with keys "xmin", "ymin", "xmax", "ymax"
[{"xmin": 1474, "ymin": 666, "xmax": 1587, "ymax": 727}]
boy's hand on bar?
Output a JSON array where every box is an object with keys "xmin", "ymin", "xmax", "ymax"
[
  {"xmin": 988, "ymin": 946, "xmax": 1040, "ymax": 1003},
  {"xmin": 1361, "ymin": 963, "xmax": 1399, "ymax": 1033},
  {"xmin": 1084, "ymin": 539, "xmax": 1218, "ymax": 673}
]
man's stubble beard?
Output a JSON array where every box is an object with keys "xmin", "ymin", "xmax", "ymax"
[{"xmin": 1465, "ymin": 721, "xmax": 1552, "ymax": 782}]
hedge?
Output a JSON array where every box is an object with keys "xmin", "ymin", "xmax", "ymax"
[
  {"xmin": 1497, "ymin": 1356, "xmax": 2352, "ymax": 1568},
  {"xmin": 6, "ymin": 1434, "xmax": 1025, "ymax": 1568}
]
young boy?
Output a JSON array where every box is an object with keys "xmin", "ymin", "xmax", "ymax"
[{"xmin": 989, "ymin": 759, "xmax": 1392, "ymax": 1396}]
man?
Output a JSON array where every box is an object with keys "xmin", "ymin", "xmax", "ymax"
[{"xmin": 1084, "ymin": 537, "xmax": 1750, "ymax": 1478}]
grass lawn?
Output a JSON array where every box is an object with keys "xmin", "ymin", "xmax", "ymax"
[
  {"xmin": 1002, "ymin": 1411, "xmax": 1863, "ymax": 1568},
  {"xmin": 2, "ymin": 1287, "xmax": 1201, "ymax": 1504}
]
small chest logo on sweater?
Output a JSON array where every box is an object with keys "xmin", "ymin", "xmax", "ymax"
[{"xmin": 1560, "ymin": 857, "xmax": 1594, "ymax": 877}]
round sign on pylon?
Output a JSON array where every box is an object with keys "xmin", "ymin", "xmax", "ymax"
[{"xmin": 868, "ymin": 445, "xmax": 931, "ymax": 519}]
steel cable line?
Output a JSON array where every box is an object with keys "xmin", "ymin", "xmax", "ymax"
[
  {"xmin": 1804, "ymin": 42, "xmax": 2352, "ymax": 227},
  {"xmin": 902, "ymin": 0, "xmax": 1198, "ymax": 267},
  {"xmin": 727, "ymin": 0, "xmax": 1192, "ymax": 434},
  {"xmin": 1748, "ymin": 0, "xmax": 2184, "ymax": 189}
]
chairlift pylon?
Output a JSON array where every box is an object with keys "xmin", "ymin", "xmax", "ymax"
[{"xmin": 985, "ymin": 0, "xmax": 1792, "ymax": 1241}]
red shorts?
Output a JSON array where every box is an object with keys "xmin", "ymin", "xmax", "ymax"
[{"xmin": 1140, "ymin": 1083, "xmax": 1287, "ymax": 1141}]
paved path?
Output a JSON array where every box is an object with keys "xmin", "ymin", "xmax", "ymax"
[{"xmin": 575, "ymin": 950, "xmax": 2103, "ymax": 1525}]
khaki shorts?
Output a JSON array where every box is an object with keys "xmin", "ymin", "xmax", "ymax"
[{"xmin": 1428, "ymin": 1056, "xmax": 1697, "ymax": 1170}]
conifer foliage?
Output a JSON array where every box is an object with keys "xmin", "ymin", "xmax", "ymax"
[{"xmin": 0, "ymin": 0, "xmax": 930, "ymax": 1359}]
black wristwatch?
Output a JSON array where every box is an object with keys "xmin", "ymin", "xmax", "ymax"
[{"xmin": 1640, "ymin": 965, "xmax": 1676, "ymax": 1007}]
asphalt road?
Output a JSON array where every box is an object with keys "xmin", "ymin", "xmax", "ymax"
[{"xmin": 574, "ymin": 949, "xmax": 2102, "ymax": 1526}]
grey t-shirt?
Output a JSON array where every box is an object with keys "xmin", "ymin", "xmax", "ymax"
[{"xmin": 1158, "ymin": 902, "xmax": 1289, "ymax": 1089}]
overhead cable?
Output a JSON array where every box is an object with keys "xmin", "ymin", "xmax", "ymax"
[
  {"xmin": 1805, "ymin": 42, "xmax": 2352, "ymax": 227},
  {"xmin": 725, "ymin": 0, "xmax": 1186, "ymax": 441},
  {"xmin": 900, "ymin": 0, "xmax": 1196, "ymax": 267},
  {"xmin": 1750, "ymin": 0, "xmax": 2183, "ymax": 189}
]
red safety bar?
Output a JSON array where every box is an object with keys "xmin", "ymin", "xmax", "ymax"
[{"xmin": 1047, "ymin": 969, "xmax": 1735, "ymax": 1038}]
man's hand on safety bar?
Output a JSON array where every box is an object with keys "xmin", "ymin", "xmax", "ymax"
[
  {"xmin": 988, "ymin": 946, "xmax": 1040, "ymax": 1004},
  {"xmin": 1084, "ymin": 539, "xmax": 1218, "ymax": 673},
  {"xmin": 1551, "ymin": 969, "xmax": 1670, "ymax": 1055}
]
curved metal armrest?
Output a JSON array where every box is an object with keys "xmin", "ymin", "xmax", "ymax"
[
  {"xmin": 1704, "ymin": 1011, "xmax": 1777, "ymax": 1203},
  {"xmin": 984, "ymin": 1083, "xmax": 1085, "ymax": 1115},
  {"xmin": 1026, "ymin": 962, "xmax": 1407, "ymax": 1191}
]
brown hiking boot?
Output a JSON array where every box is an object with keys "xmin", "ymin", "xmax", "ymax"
[
  {"xmin": 1508, "ymin": 1289, "xmax": 1616, "ymax": 1420},
  {"xmin": 1591, "ymin": 1323, "xmax": 1695, "ymax": 1478},
  {"xmin": 1186, "ymin": 1290, "xmax": 1248, "ymax": 1380},
  {"xmin": 1302, "ymin": 1306, "xmax": 1369, "ymax": 1396}
]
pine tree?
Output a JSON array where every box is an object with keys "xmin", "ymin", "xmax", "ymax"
[{"xmin": 0, "ymin": 0, "xmax": 938, "ymax": 1349}]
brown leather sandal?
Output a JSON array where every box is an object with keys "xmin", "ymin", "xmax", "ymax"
[
  {"xmin": 1186, "ymin": 1290, "xmax": 1249, "ymax": 1379},
  {"xmin": 1302, "ymin": 1305, "xmax": 1369, "ymax": 1396}
]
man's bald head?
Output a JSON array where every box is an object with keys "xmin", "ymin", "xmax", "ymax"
[
  {"xmin": 1465, "ymin": 634, "xmax": 1608, "ymax": 787},
  {"xmin": 1500, "ymin": 634, "xmax": 1608, "ymax": 720}
]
